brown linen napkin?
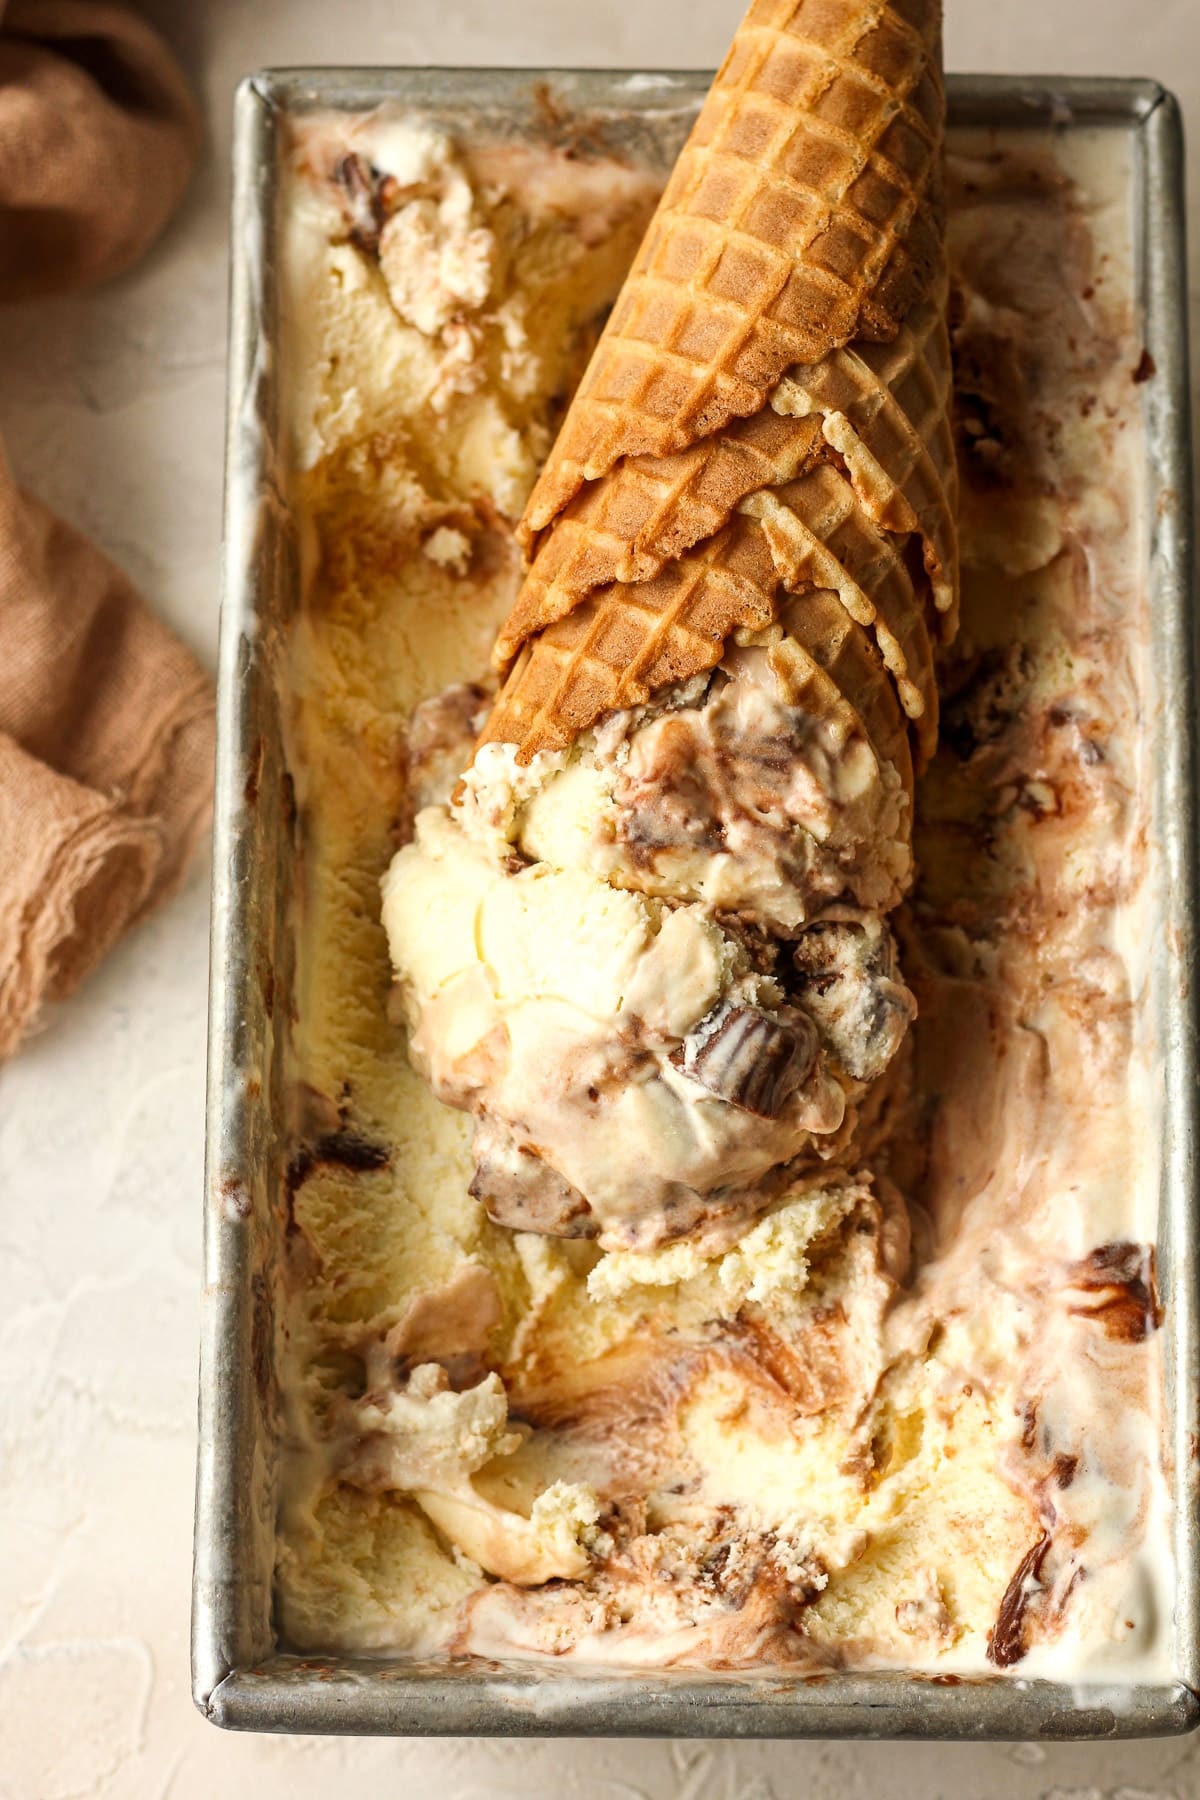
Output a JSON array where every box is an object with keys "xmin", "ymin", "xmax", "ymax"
[{"xmin": 0, "ymin": 0, "xmax": 213, "ymax": 1059}]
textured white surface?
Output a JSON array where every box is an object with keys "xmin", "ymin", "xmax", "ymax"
[{"xmin": 0, "ymin": 2, "xmax": 1196, "ymax": 1795}]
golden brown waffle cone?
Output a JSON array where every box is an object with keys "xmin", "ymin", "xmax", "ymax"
[
  {"xmin": 771, "ymin": 282, "xmax": 957, "ymax": 624},
  {"xmin": 480, "ymin": 460, "xmax": 935, "ymax": 765},
  {"xmin": 519, "ymin": 0, "xmax": 945, "ymax": 541},
  {"xmin": 771, "ymin": 587, "xmax": 914, "ymax": 800},
  {"xmin": 482, "ymin": 511, "xmax": 782, "ymax": 757},
  {"xmin": 479, "ymin": 0, "xmax": 953, "ymax": 786},
  {"xmin": 743, "ymin": 462, "xmax": 938, "ymax": 760},
  {"xmin": 496, "ymin": 283, "xmax": 955, "ymax": 681},
  {"xmin": 495, "ymin": 409, "xmax": 829, "ymax": 665}
]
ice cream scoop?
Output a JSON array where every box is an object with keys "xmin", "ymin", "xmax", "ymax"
[{"xmin": 383, "ymin": 621, "xmax": 915, "ymax": 1250}]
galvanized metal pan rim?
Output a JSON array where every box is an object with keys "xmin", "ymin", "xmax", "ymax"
[
  {"xmin": 194, "ymin": 66, "xmax": 1198, "ymax": 1738},
  {"xmin": 201, "ymin": 1657, "xmax": 1200, "ymax": 1741},
  {"xmin": 243, "ymin": 65, "xmax": 1174, "ymax": 124}
]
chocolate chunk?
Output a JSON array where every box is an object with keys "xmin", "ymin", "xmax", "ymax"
[
  {"xmin": 316, "ymin": 1130, "xmax": 389, "ymax": 1171},
  {"xmin": 672, "ymin": 1004, "xmax": 818, "ymax": 1118},
  {"xmin": 286, "ymin": 1129, "xmax": 390, "ymax": 1201},
  {"xmin": 790, "ymin": 921, "xmax": 915, "ymax": 1083},
  {"xmin": 397, "ymin": 678, "xmax": 495, "ymax": 842},
  {"xmin": 988, "ymin": 1532, "xmax": 1051, "ymax": 1668},
  {"xmin": 334, "ymin": 152, "xmax": 387, "ymax": 255},
  {"xmin": 938, "ymin": 644, "xmax": 1029, "ymax": 762},
  {"xmin": 713, "ymin": 912, "xmax": 781, "ymax": 978},
  {"xmin": 469, "ymin": 1119, "xmax": 596, "ymax": 1238},
  {"xmin": 1052, "ymin": 1453, "xmax": 1078, "ymax": 1489},
  {"xmin": 1067, "ymin": 1242, "xmax": 1162, "ymax": 1342}
]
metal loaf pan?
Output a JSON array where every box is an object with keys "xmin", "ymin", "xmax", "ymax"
[{"xmin": 194, "ymin": 68, "xmax": 1197, "ymax": 1738}]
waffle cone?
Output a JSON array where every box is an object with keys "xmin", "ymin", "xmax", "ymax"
[
  {"xmin": 480, "ymin": 462, "xmax": 931, "ymax": 767},
  {"xmin": 496, "ymin": 276, "xmax": 955, "ymax": 687},
  {"xmin": 519, "ymin": 0, "xmax": 945, "ymax": 541},
  {"xmin": 771, "ymin": 282, "xmax": 957, "ymax": 623},
  {"xmin": 495, "ymin": 409, "xmax": 828, "ymax": 666},
  {"xmin": 774, "ymin": 587, "xmax": 913, "ymax": 799},
  {"xmin": 479, "ymin": 0, "xmax": 954, "ymax": 790},
  {"xmin": 481, "ymin": 510, "xmax": 782, "ymax": 757}
]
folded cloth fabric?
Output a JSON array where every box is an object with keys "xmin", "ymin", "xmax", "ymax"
[{"xmin": 0, "ymin": 0, "xmax": 212, "ymax": 1059}]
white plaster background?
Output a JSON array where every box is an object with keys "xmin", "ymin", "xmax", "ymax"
[{"xmin": 0, "ymin": 1, "xmax": 1196, "ymax": 1795}]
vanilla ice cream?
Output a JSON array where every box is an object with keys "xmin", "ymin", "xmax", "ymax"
[{"xmin": 273, "ymin": 111, "xmax": 1169, "ymax": 1681}]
